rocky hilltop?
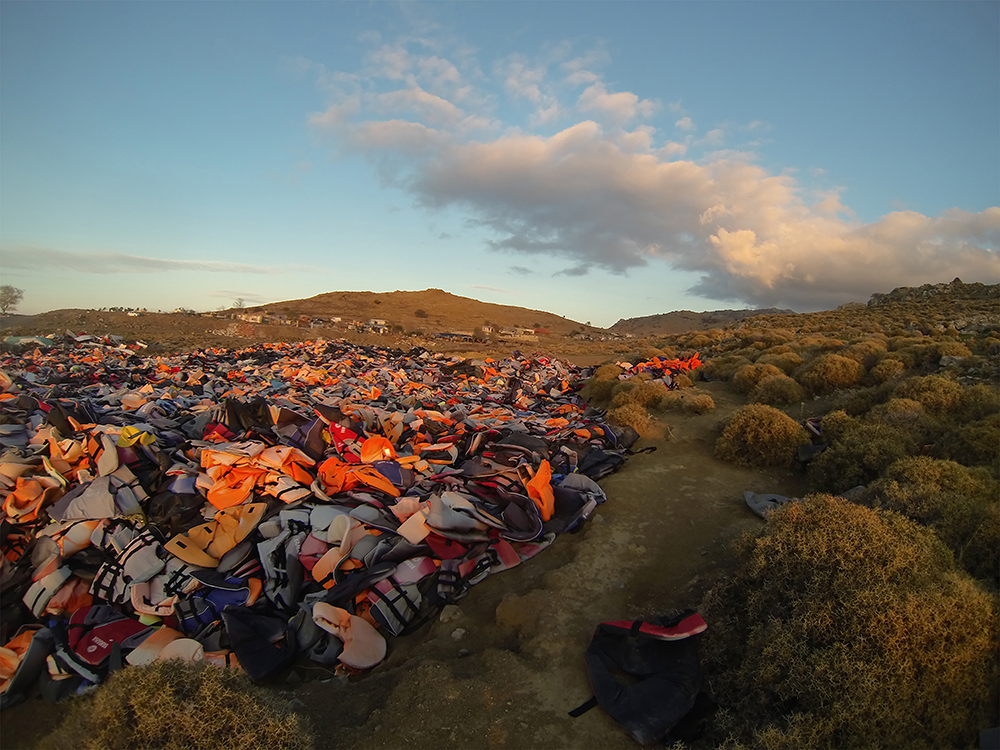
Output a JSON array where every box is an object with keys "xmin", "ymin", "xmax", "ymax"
[
  {"xmin": 610, "ymin": 307, "xmax": 794, "ymax": 337},
  {"xmin": 869, "ymin": 278, "xmax": 999, "ymax": 306}
]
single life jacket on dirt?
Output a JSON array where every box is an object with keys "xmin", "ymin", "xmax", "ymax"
[{"xmin": 570, "ymin": 611, "xmax": 707, "ymax": 745}]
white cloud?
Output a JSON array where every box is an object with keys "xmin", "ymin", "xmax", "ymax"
[
  {"xmin": 304, "ymin": 35, "xmax": 1000, "ymax": 309},
  {"xmin": 2, "ymin": 247, "xmax": 275, "ymax": 275},
  {"xmin": 694, "ymin": 128, "xmax": 725, "ymax": 147},
  {"xmin": 577, "ymin": 82, "xmax": 655, "ymax": 125},
  {"xmin": 372, "ymin": 87, "xmax": 464, "ymax": 127}
]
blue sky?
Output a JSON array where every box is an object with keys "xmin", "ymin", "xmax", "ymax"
[{"xmin": 2, "ymin": 1, "xmax": 997, "ymax": 326}]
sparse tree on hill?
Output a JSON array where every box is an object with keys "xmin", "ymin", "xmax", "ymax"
[
  {"xmin": 0, "ymin": 285, "xmax": 24, "ymax": 314},
  {"xmin": 233, "ymin": 298, "xmax": 246, "ymax": 309}
]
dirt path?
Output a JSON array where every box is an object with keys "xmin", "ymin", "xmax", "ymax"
[{"xmin": 290, "ymin": 381, "xmax": 806, "ymax": 749}]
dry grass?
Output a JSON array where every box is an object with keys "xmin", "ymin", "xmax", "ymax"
[
  {"xmin": 701, "ymin": 496, "xmax": 998, "ymax": 749},
  {"xmin": 38, "ymin": 661, "xmax": 313, "ymax": 750}
]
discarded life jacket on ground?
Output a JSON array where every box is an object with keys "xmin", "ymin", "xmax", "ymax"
[{"xmin": 570, "ymin": 611, "xmax": 707, "ymax": 745}]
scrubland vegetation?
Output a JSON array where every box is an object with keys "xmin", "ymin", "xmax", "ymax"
[
  {"xmin": 42, "ymin": 661, "xmax": 312, "ymax": 750},
  {"xmin": 586, "ymin": 280, "xmax": 999, "ymax": 748}
]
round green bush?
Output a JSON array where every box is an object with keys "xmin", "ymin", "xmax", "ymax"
[
  {"xmin": 701, "ymin": 495, "xmax": 998, "ymax": 749},
  {"xmin": 750, "ymin": 374, "xmax": 805, "ymax": 406},
  {"xmin": 715, "ymin": 404, "xmax": 810, "ymax": 467},
  {"xmin": 732, "ymin": 363, "xmax": 785, "ymax": 395},
  {"xmin": 796, "ymin": 353, "xmax": 864, "ymax": 395},
  {"xmin": 41, "ymin": 661, "xmax": 313, "ymax": 750}
]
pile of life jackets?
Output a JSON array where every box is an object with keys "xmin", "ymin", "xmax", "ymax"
[
  {"xmin": 614, "ymin": 354, "xmax": 702, "ymax": 387},
  {"xmin": 0, "ymin": 337, "xmax": 699, "ymax": 705}
]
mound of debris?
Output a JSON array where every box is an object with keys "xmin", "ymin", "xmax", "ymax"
[{"xmin": 0, "ymin": 338, "xmax": 689, "ymax": 704}]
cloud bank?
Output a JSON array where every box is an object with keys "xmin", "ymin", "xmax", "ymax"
[
  {"xmin": 304, "ymin": 37, "xmax": 999, "ymax": 309},
  {"xmin": 2, "ymin": 247, "xmax": 274, "ymax": 275}
]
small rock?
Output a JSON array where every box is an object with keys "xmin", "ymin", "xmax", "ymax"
[
  {"xmin": 439, "ymin": 604, "xmax": 464, "ymax": 623},
  {"xmin": 592, "ymin": 513, "xmax": 605, "ymax": 524},
  {"xmin": 285, "ymin": 671, "xmax": 302, "ymax": 685},
  {"xmin": 288, "ymin": 698, "xmax": 306, "ymax": 712},
  {"xmin": 451, "ymin": 627, "xmax": 467, "ymax": 641},
  {"xmin": 458, "ymin": 648, "xmax": 470, "ymax": 657}
]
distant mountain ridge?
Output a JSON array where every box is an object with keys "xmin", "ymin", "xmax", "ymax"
[{"xmin": 610, "ymin": 307, "xmax": 794, "ymax": 337}]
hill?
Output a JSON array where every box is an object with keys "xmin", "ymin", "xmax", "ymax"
[
  {"xmin": 610, "ymin": 307, "xmax": 794, "ymax": 337},
  {"xmin": 245, "ymin": 288, "xmax": 593, "ymax": 336}
]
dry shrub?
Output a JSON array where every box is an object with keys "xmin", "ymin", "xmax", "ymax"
[
  {"xmin": 702, "ymin": 355, "xmax": 752, "ymax": 381},
  {"xmin": 673, "ymin": 372, "xmax": 693, "ymax": 388},
  {"xmin": 660, "ymin": 390, "xmax": 715, "ymax": 415},
  {"xmin": 836, "ymin": 381, "xmax": 896, "ymax": 416},
  {"xmin": 755, "ymin": 351, "xmax": 804, "ymax": 374},
  {"xmin": 606, "ymin": 402, "xmax": 653, "ymax": 436},
  {"xmin": 636, "ymin": 345, "xmax": 667, "ymax": 360},
  {"xmin": 888, "ymin": 335, "xmax": 926, "ymax": 351},
  {"xmin": 870, "ymin": 356, "xmax": 907, "ymax": 384},
  {"xmin": 807, "ymin": 421, "xmax": 917, "ymax": 493},
  {"xmin": 934, "ymin": 413, "xmax": 1000, "ymax": 472},
  {"xmin": 715, "ymin": 404, "xmax": 809, "ymax": 467},
  {"xmin": 40, "ymin": 661, "xmax": 313, "ymax": 750},
  {"xmin": 732, "ymin": 363, "xmax": 785, "ymax": 395},
  {"xmin": 701, "ymin": 496, "xmax": 998, "ymax": 750},
  {"xmin": 866, "ymin": 456, "xmax": 1000, "ymax": 586},
  {"xmin": 750, "ymin": 374, "xmax": 805, "ymax": 406},
  {"xmin": 955, "ymin": 383, "xmax": 1000, "ymax": 422},
  {"xmin": 865, "ymin": 397, "xmax": 927, "ymax": 430},
  {"xmin": 580, "ymin": 363, "xmax": 623, "ymax": 404},
  {"xmin": 843, "ymin": 338, "xmax": 887, "ymax": 368},
  {"xmin": 933, "ymin": 340, "xmax": 973, "ymax": 360},
  {"xmin": 685, "ymin": 333, "xmax": 716, "ymax": 349},
  {"xmin": 796, "ymin": 353, "xmax": 864, "ymax": 395},
  {"xmin": 610, "ymin": 380, "xmax": 670, "ymax": 409},
  {"xmin": 818, "ymin": 409, "xmax": 856, "ymax": 442},
  {"xmin": 893, "ymin": 375, "xmax": 962, "ymax": 415}
]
